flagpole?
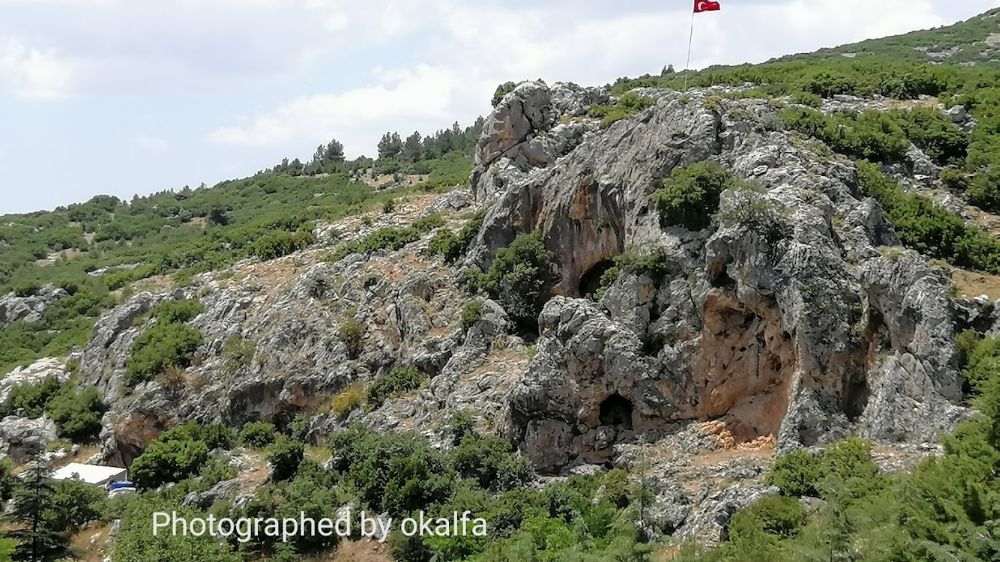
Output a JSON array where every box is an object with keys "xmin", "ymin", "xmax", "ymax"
[{"xmin": 684, "ymin": 8, "xmax": 696, "ymax": 91}]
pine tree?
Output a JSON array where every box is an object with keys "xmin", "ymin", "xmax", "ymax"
[
  {"xmin": 402, "ymin": 132, "xmax": 423, "ymax": 163},
  {"xmin": 4, "ymin": 461, "xmax": 65, "ymax": 562},
  {"xmin": 324, "ymin": 139, "xmax": 345, "ymax": 162}
]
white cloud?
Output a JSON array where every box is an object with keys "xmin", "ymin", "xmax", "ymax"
[
  {"xmin": 203, "ymin": 0, "xmax": 993, "ymax": 158},
  {"xmin": 208, "ymin": 64, "xmax": 467, "ymax": 154},
  {"xmin": 0, "ymin": 39, "xmax": 76, "ymax": 100}
]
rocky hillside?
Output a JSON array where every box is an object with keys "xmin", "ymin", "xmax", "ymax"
[{"xmin": 3, "ymin": 9, "xmax": 1000, "ymax": 562}]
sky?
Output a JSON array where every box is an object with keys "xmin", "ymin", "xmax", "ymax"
[{"xmin": 0, "ymin": 0, "xmax": 997, "ymax": 214}]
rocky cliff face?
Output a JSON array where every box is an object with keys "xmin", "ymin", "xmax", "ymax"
[
  {"xmin": 20, "ymin": 79, "xmax": 993, "ymax": 543},
  {"xmin": 470, "ymin": 81, "xmax": 967, "ymax": 471}
]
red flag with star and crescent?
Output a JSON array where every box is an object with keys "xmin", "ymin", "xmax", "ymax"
[{"xmin": 694, "ymin": 0, "xmax": 721, "ymax": 13}]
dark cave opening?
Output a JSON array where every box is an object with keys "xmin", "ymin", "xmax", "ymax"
[
  {"xmin": 843, "ymin": 377, "xmax": 870, "ymax": 422},
  {"xmin": 710, "ymin": 269, "xmax": 737, "ymax": 290},
  {"xmin": 599, "ymin": 394, "xmax": 634, "ymax": 430},
  {"xmin": 578, "ymin": 259, "xmax": 616, "ymax": 298}
]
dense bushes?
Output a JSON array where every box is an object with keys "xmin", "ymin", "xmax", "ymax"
[
  {"xmin": 0, "ymin": 378, "xmax": 105, "ymax": 442},
  {"xmin": 588, "ymin": 92, "xmax": 655, "ymax": 127},
  {"xmin": 328, "ymin": 214, "xmax": 446, "ymax": 263},
  {"xmin": 128, "ymin": 422, "xmax": 235, "ymax": 489},
  {"xmin": 130, "ymin": 432, "xmax": 210, "ymax": 490},
  {"xmin": 893, "ymin": 107, "xmax": 968, "ymax": 166},
  {"xmin": 125, "ymin": 323, "xmax": 203, "ymax": 385},
  {"xmin": 426, "ymin": 211, "xmax": 485, "ymax": 264},
  {"xmin": 125, "ymin": 299, "xmax": 204, "ymax": 385},
  {"xmin": 857, "ymin": 161, "xmax": 1000, "ymax": 273},
  {"xmin": 267, "ymin": 438, "xmax": 305, "ymax": 481},
  {"xmin": 45, "ymin": 386, "xmax": 105, "ymax": 442},
  {"xmin": 476, "ymin": 231, "xmax": 558, "ymax": 330},
  {"xmin": 0, "ymin": 376, "xmax": 62, "ymax": 418},
  {"xmin": 779, "ymin": 106, "xmax": 968, "ymax": 166},
  {"xmin": 596, "ymin": 249, "xmax": 670, "ymax": 298},
  {"xmin": 451, "ymin": 434, "xmax": 533, "ymax": 491},
  {"xmin": 460, "ymin": 300, "xmax": 485, "ymax": 330},
  {"xmin": 780, "ymin": 107, "xmax": 910, "ymax": 162},
  {"xmin": 653, "ymin": 161, "xmax": 738, "ymax": 230},
  {"xmin": 366, "ymin": 367, "xmax": 429, "ymax": 409},
  {"xmin": 239, "ymin": 422, "xmax": 278, "ymax": 448},
  {"xmin": 113, "ymin": 495, "xmax": 242, "ymax": 562},
  {"xmin": 150, "ymin": 299, "xmax": 204, "ymax": 324}
]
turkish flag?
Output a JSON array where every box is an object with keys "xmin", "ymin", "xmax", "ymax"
[{"xmin": 694, "ymin": 0, "xmax": 721, "ymax": 12}]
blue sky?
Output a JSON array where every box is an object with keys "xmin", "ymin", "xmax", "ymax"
[{"xmin": 0, "ymin": 0, "xmax": 997, "ymax": 214}]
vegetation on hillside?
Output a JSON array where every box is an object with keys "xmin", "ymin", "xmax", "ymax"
[{"xmin": 0, "ymin": 120, "xmax": 480, "ymax": 376}]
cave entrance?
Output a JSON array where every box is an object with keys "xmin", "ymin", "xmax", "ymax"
[
  {"xmin": 579, "ymin": 259, "xmax": 615, "ymax": 298},
  {"xmin": 599, "ymin": 394, "xmax": 633, "ymax": 429}
]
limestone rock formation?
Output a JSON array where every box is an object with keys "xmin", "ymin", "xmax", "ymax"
[
  {"xmin": 46, "ymin": 79, "xmax": 986, "ymax": 544},
  {"xmin": 467, "ymin": 81, "xmax": 968, "ymax": 471},
  {"xmin": 0, "ymin": 285, "xmax": 67, "ymax": 326}
]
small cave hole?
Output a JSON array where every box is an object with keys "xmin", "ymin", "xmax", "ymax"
[
  {"xmin": 599, "ymin": 394, "xmax": 634, "ymax": 430},
  {"xmin": 710, "ymin": 269, "xmax": 736, "ymax": 290},
  {"xmin": 579, "ymin": 259, "xmax": 616, "ymax": 299},
  {"xmin": 843, "ymin": 377, "xmax": 869, "ymax": 422}
]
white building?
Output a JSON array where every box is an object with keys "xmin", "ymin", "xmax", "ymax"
[{"xmin": 51, "ymin": 463, "xmax": 128, "ymax": 487}]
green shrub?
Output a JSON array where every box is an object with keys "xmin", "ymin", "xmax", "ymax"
[
  {"xmin": 366, "ymin": 367, "xmax": 429, "ymax": 409},
  {"xmin": 112, "ymin": 495, "xmax": 242, "ymax": 561},
  {"xmin": 715, "ymin": 184, "xmax": 792, "ymax": 242},
  {"xmin": 239, "ymin": 422, "xmax": 278, "ymax": 448},
  {"xmin": 492, "ymin": 81, "xmax": 517, "ymax": 107},
  {"xmin": 426, "ymin": 211, "xmax": 485, "ymax": 264},
  {"xmin": 0, "ymin": 458, "xmax": 14, "ymax": 502},
  {"xmin": 13, "ymin": 281, "xmax": 41, "ymax": 297},
  {"xmin": 653, "ymin": 161, "xmax": 734, "ymax": 230},
  {"xmin": 967, "ymin": 170, "xmax": 1000, "ymax": 212},
  {"xmin": 449, "ymin": 410, "xmax": 477, "ymax": 446},
  {"xmin": 426, "ymin": 229, "xmax": 461, "ymax": 261},
  {"xmin": 728, "ymin": 494, "xmax": 806, "ymax": 542},
  {"xmin": 451, "ymin": 434, "xmax": 534, "ymax": 491},
  {"xmin": 857, "ymin": 161, "xmax": 1000, "ymax": 273},
  {"xmin": 766, "ymin": 449, "xmax": 823, "ymax": 497},
  {"xmin": 268, "ymin": 438, "xmax": 305, "ymax": 481},
  {"xmin": 130, "ymin": 436, "xmax": 210, "ymax": 490},
  {"xmin": 151, "ymin": 299, "xmax": 204, "ymax": 324},
  {"xmin": 779, "ymin": 107, "xmax": 910, "ymax": 163},
  {"xmin": 337, "ymin": 317, "xmax": 364, "ymax": 359},
  {"xmin": 939, "ymin": 167, "xmax": 971, "ymax": 190},
  {"xmin": 331, "ymin": 384, "xmax": 364, "ymax": 419},
  {"xmin": 44, "ymin": 386, "xmax": 105, "ymax": 443},
  {"xmin": 125, "ymin": 323, "xmax": 203, "ymax": 385},
  {"xmin": 198, "ymin": 424, "xmax": 237, "ymax": 450},
  {"xmin": 411, "ymin": 214, "xmax": 446, "ymax": 233},
  {"xmin": 327, "ymin": 426, "xmax": 455, "ymax": 516},
  {"xmin": 0, "ymin": 376, "xmax": 62, "ymax": 418},
  {"xmin": 790, "ymin": 90, "xmax": 823, "ymax": 107},
  {"xmin": 221, "ymin": 334, "xmax": 255, "ymax": 374},
  {"xmin": 765, "ymin": 437, "xmax": 885, "ymax": 501},
  {"xmin": 460, "ymin": 300, "xmax": 485, "ymax": 330},
  {"xmin": 588, "ymin": 92, "xmax": 655, "ymax": 127},
  {"xmin": 248, "ymin": 229, "xmax": 315, "ymax": 260},
  {"xmin": 891, "ymin": 107, "xmax": 968, "ymax": 166},
  {"xmin": 48, "ymin": 480, "xmax": 106, "ymax": 533},
  {"xmin": 477, "ymin": 231, "xmax": 558, "ymax": 329},
  {"xmin": 597, "ymin": 249, "xmax": 670, "ymax": 297}
]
